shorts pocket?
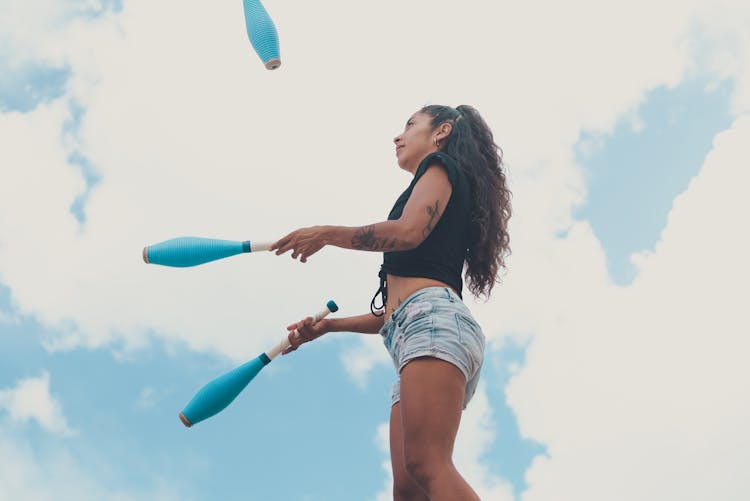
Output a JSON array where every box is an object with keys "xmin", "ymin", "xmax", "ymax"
[
  {"xmin": 382, "ymin": 326, "xmax": 401, "ymax": 365},
  {"xmin": 454, "ymin": 312, "xmax": 485, "ymax": 373},
  {"xmin": 398, "ymin": 300, "xmax": 434, "ymax": 334}
]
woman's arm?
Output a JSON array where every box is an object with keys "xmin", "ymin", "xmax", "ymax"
[
  {"xmin": 283, "ymin": 312, "xmax": 386, "ymax": 354},
  {"xmin": 271, "ymin": 165, "xmax": 453, "ymax": 262},
  {"xmin": 325, "ymin": 312, "xmax": 385, "ymax": 334}
]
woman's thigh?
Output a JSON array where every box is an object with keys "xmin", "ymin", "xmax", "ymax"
[
  {"xmin": 399, "ymin": 357, "xmax": 466, "ymax": 463},
  {"xmin": 390, "ymin": 403, "xmax": 429, "ymax": 500}
]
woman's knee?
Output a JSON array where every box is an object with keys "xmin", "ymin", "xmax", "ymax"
[
  {"xmin": 393, "ymin": 457, "xmax": 431, "ymax": 500},
  {"xmin": 403, "ymin": 447, "xmax": 450, "ymax": 489},
  {"xmin": 393, "ymin": 481, "xmax": 428, "ymax": 501}
]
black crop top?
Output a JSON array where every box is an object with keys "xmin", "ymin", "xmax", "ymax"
[{"xmin": 371, "ymin": 152, "xmax": 471, "ymax": 315}]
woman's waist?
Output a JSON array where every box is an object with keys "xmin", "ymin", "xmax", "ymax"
[{"xmin": 383, "ymin": 276, "xmax": 459, "ymax": 323}]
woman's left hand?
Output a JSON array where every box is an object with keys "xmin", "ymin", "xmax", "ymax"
[
  {"xmin": 282, "ymin": 316, "xmax": 330, "ymax": 355},
  {"xmin": 270, "ymin": 226, "xmax": 329, "ymax": 262}
]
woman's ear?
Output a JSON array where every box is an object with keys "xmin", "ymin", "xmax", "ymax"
[{"xmin": 436, "ymin": 122, "xmax": 453, "ymax": 142}]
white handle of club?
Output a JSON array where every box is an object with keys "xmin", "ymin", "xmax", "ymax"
[
  {"xmin": 264, "ymin": 307, "xmax": 333, "ymax": 361},
  {"xmin": 250, "ymin": 241, "xmax": 273, "ymax": 252}
]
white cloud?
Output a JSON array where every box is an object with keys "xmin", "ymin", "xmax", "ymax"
[
  {"xmin": 370, "ymin": 422, "xmax": 394, "ymax": 501},
  {"xmin": 0, "ymin": 372, "xmax": 185, "ymax": 499},
  {"xmin": 134, "ymin": 384, "xmax": 174, "ymax": 410},
  {"xmin": 340, "ymin": 335, "xmax": 391, "ymax": 389},
  {"xmin": 0, "ymin": 0, "xmax": 115, "ymax": 74},
  {"xmin": 510, "ymin": 116, "xmax": 750, "ymax": 500},
  {"xmin": 2, "ymin": 1, "xmax": 750, "ymax": 498},
  {"xmin": 690, "ymin": 1, "xmax": 750, "ymax": 114},
  {"xmin": 0, "ymin": 0, "xmax": 728, "ymax": 359},
  {"xmin": 0, "ymin": 371, "xmax": 76, "ymax": 436},
  {"xmin": 0, "ymin": 427, "xmax": 184, "ymax": 501},
  {"xmin": 135, "ymin": 386, "xmax": 157, "ymax": 409},
  {"xmin": 455, "ymin": 383, "xmax": 517, "ymax": 500}
]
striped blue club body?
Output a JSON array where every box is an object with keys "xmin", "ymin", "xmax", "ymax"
[
  {"xmin": 144, "ymin": 237, "xmax": 252, "ymax": 267},
  {"xmin": 243, "ymin": 0, "xmax": 281, "ymax": 69},
  {"xmin": 180, "ymin": 354, "xmax": 272, "ymax": 427}
]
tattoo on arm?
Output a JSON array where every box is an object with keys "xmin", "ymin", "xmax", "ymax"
[
  {"xmin": 422, "ymin": 200, "xmax": 441, "ymax": 238},
  {"xmin": 351, "ymin": 225, "xmax": 398, "ymax": 251}
]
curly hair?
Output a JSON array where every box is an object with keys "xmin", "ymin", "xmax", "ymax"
[{"xmin": 421, "ymin": 104, "xmax": 512, "ymax": 298}]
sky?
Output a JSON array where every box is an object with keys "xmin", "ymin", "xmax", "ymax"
[{"xmin": 0, "ymin": 1, "xmax": 748, "ymax": 500}]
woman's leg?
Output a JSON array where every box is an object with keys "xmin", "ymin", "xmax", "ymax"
[
  {"xmin": 390, "ymin": 403, "xmax": 430, "ymax": 501},
  {"xmin": 399, "ymin": 357, "xmax": 480, "ymax": 500}
]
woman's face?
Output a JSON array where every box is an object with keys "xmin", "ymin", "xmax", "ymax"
[{"xmin": 393, "ymin": 112, "xmax": 438, "ymax": 173}]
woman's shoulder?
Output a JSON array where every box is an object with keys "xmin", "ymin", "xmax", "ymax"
[
  {"xmin": 420, "ymin": 151, "xmax": 458, "ymax": 169},
  {"xmin": 416, "ymin": 152, "xmax": 463, "ymax": 186}
]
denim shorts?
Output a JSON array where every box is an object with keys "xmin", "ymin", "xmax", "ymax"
[{"xmin": 378, "ymin": 286, "xmax": 485, "ymax": 410}]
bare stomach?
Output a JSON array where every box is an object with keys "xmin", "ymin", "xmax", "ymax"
[{"xmin": 384, "ymin": 275, "xmax": 457, "ymax": 321}]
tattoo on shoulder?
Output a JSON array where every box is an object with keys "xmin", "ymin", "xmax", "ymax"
[
  {"xmin": 351, "ymin": 225, "xmax": 398, "ymax": 251},
  {"xmin": 422, "ymin": 200, "xmax": 441, "ymax": 238}
]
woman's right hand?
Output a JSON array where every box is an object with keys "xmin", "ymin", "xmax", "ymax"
[{"xmin": 282, "ymin": 317, "xmax": 331, "ymax": 355}]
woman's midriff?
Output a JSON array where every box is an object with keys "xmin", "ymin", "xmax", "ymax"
[{"xmin": 384, "ymin": 274, "xmax": 457, "ymax": 321}]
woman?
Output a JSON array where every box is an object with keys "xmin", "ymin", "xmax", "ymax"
[{"xmin": 271, "ymin": 104, "xmax": 511, "ymax": 500}]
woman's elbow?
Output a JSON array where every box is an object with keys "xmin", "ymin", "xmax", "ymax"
[{"xmin": 398, "ymin": 226, "xmax": 425, "ymax": 250}]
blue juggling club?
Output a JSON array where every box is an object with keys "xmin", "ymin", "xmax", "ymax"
[
  {"xmin": 243, "ymin": 0, "xmax": 281, "ymax": 70},
  {"xmin": 142, "ymin": 237, "xmax": 272, "ymax": 268},
  {"xmin": 179, "ymin": 300, "xmax": 339, "ymax": 427}
]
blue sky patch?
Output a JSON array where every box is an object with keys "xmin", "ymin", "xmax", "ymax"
[
  {"xmin": 484, "ymin": 339, "xmax": 547, "ymax": 498},
  {"xmin": 0, "ymin": 63, "xmax": 70, "ymax": 113},
  {"xmin": 0, "ymin": 283, "xmax": 542, "ymax": 500},
  {"xmin": 573, "ymin": 77, "xmax": 733, "ymax": 285},
  {"xmin": 64, "ymin": 103, "xmax": 101, "ymax": 224}
]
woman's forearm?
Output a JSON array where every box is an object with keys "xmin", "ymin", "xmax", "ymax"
[
  {"xmin": 326, "ymin": 312, "xmax": 385, "ymax": 334},
  {"xmin": 322, "ymin": 221, "xmax": 419, "ymax": 252}
]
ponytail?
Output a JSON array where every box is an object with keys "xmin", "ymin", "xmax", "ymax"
[{"xmin": 421, "ymin": 104, "xmax": 512, "ymax": 298}]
